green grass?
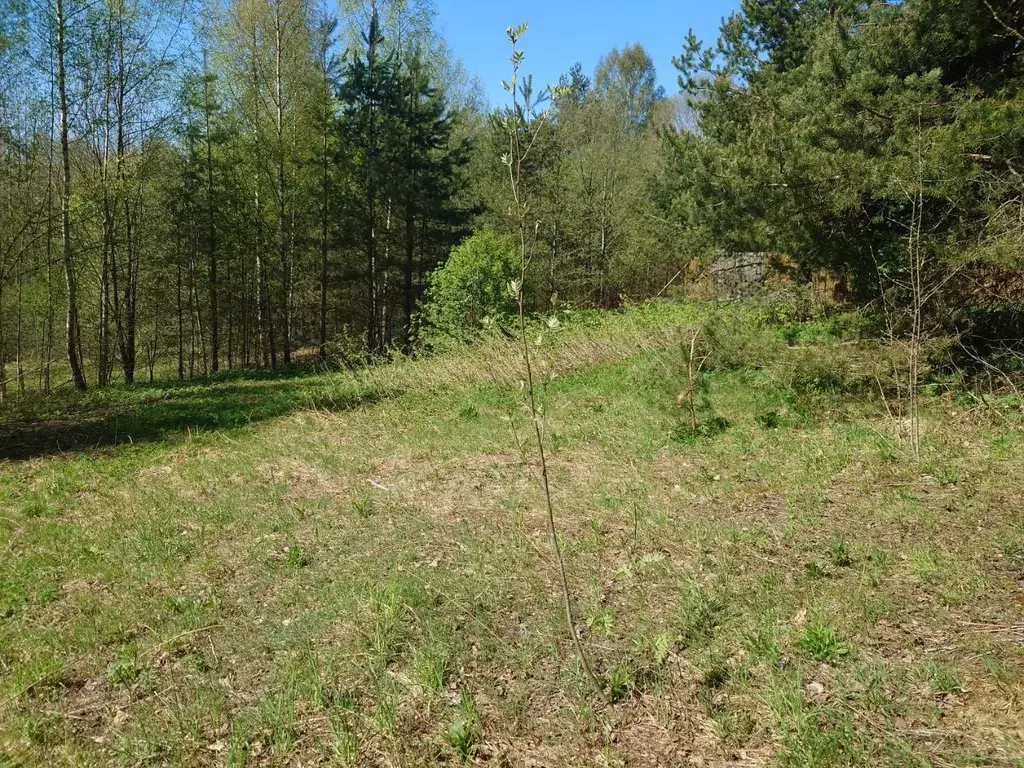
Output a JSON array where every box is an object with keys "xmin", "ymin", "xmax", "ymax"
[{"xmin": 1, "ymin": 301, "xmax": 1022, "ymax": 766}]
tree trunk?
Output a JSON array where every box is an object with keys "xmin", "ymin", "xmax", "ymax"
[
  {"xmin": 367, "ymin": 195, "xmax": 377, "ymax": 356},
  {"xmin": 99, "ymin": 197, "xmax": 111, "ymax": 386},
  {"xmin": 403, "ymin": 197, "xmax": 415, "ymax": 354},
  {"xmin": 250, "ymin": 27, "xmax": 274, "ymax": 369},
  {"xmin": 176, "ymin": 254, "xmax": 184, "ymax": 380},
  {"xmin": 188, "ymin": 241, "xmax": 207, "ymax": 376},
  {"xmin": 122, "ymin": 189, "xmax": 137, "ymax": 383},
  {"xmin": 242, "ymin": 249, "xmax": 250, "ymax": 367},
  {"xmin": 402, "ymin": 78, "xmax": 416, "ymax": 355},
  {"xmin": 43, "ymin": 253, "xmax": 53, "ymax": 395},
  {"xmin": 17, "ymin": 269, "xmax": 25, "ymax": 395},
  {"xmin": 43, "ymin": 36, "xmax": 57, "ymax": 395},
  {"xmin": 549, "ymin": 220, "xmax": 557, "ymax": 307},
  {"xmin": 56, "ymin": 0, "xmax": 87, "ymax": 391},
  {"xmin": 226, "ymin": 242, "xmax": 233, "ymax": 369},
  {"xmin": 318, "ymin": 144, "xmax": 329, "ymax": 361},
  {"xmin": 187, "ymin": 244, "xmax": 195, "ymax": 378},
  {"xmin": 205, "ymin": 53, "xmax": 220, "ymax": 373},
  {"xmin": 98, "ymin": 5, "xmax": 114, "ymax": 387},
  {"xmin": 598, "ymin": 205, "xmax": 609, "ymax": 307},
  {"xmin": 274, "ymin": 0, "xmax": 291, "ymax": 366},
  {"xmin": 146, "ymin": 320, "xmax": 157, "ymax": 382},
  {"xmin": 318, "ymin": 41, "xmax": 330, "ymax": 363},
  {"xmin": 366, "ymin": 20, "xmax": 378, "ymax": 357},
  {"xmin": 381, "ymin": 198, "xmax": 392, "ymax": 350},
  {"xmin": 0, "ymin": 281, "xmax": 6, "ymax": 403},
  {"xmin": 256, "ymin": 184, "xmax": 275, "ymax": 368},
  {"xmin": 116, "ymin": 10, "xmax": 137, "ymax": 386}
]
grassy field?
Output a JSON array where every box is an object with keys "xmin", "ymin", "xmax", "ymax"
[{"xmin": 1, "ymin": 302, "xmax": 1022, "ymax": 767}]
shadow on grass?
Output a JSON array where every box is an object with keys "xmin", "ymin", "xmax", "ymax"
[{"xmin": 0, "ymin": 366, "xmax": 383, "ymax": 462}]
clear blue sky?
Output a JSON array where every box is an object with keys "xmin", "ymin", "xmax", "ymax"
[{"xmin": 433, "ymin": 0, "xmax": 740, "ymax": 107}]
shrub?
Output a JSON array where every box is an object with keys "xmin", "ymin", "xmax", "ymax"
[
  {"xmin": 755, "ymin": 283, "xmax": 826, "ymax": 325},
  {"xmin": 769, "ymin": 336, "xmax": 955, "ymax": 398},
  {"xmin": 701, "ymin": 310, "xmax": 786, "ymax": 371},
  {"xmin": 418, "ymin": 229, "xmax": 519, "ymax": 348}
]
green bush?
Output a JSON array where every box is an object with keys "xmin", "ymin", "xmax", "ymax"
[
  {"xmin": 701, "ymin": 310, "xmax": 786, "ymax": 371},
  {"xmin": 418, "ymin": 229, "xmax": 519, "ymax": 347},
  {"xmin": 775, "ymin": 336, "xmax": 955, "ymax": 397},
  {"xmin": 755, "ymin": 283, "xmax": 826, "ymax": 326}
]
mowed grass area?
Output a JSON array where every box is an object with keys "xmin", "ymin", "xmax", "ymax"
[{"xmin": 1, "ymin": 302, "xmax": 1022, "ymax": 767}]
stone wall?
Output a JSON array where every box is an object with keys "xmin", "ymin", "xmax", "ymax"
[{"xmin": 710, "ymin": 252, "xmax": 767, "ymax": 299}]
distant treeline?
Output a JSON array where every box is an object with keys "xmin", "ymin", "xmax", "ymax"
[{"xmin": 1, "ymin": 0, "xmax": 1021, "ymax": 396}]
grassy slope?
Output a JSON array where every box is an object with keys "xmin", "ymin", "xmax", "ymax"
[{"xmin": 1, "ymin": 302, "xmax": 1022, "ymax": 767}]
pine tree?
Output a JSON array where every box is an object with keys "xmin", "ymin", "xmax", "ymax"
[{"xmin": 337, "ymin": 5, "xmax": 401, "ymax": 356}]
